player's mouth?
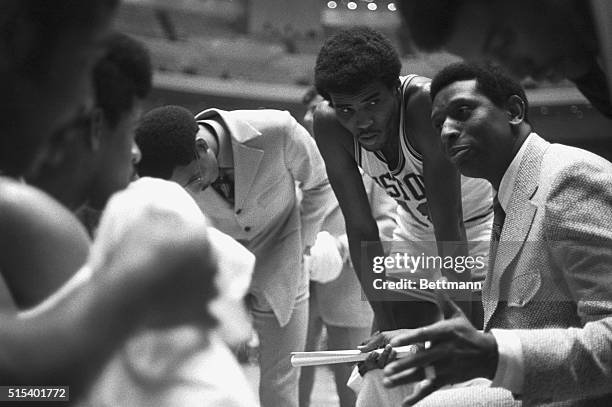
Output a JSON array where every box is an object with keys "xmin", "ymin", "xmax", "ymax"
[
  {"xmin": 358, "ymin": 132, "xmax": 380, "ymax": 144},
  {"xmin": 447, "ymin": 144, "xmax": 471, "ymax": 163}
]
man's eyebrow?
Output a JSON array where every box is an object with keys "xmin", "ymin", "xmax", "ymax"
[
  {"xmin": 431, "ymin": 96, "xmax": 470, "ymax": 118},
  {"xmin": 333, "ymin": 101, "xmax": 353, "ymax": 108},
  {"xmin": 361, "ymin": 91, "xmax": 381, "ymax": 102},
  {"xmin": 445, "ymin": 97, "xmax": 474, "ymax": 108},
  {"xmin": 364, "ymin": 91, "xmax": 380, "ymax": 98},
  {"xmin": 334, "ymin": 91, "xmax": 381, "ymax": 108}
]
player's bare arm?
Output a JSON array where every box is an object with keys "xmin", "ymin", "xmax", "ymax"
[
  {"xmin": 313, "ymin": 103, "xmax": 396, "ymax": 330},
  {"xmin": 0, "ymin": 179, "xmax": 90, "ymax": 309},
  {"xmin": 404, "ymin": 79, "xmax": 469, "ymax": 280}
]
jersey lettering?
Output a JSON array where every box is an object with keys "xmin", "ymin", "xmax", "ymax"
[
  {"xmin": 403, "ymin": 174, "xmax": 426, "ymax": 201},
  {"xmin": 374, "ymin": 172, "xmax": 425, "ymax": 203}
]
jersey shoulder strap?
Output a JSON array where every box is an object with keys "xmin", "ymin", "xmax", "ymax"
[{"xmin": 399, "ymin": 75, "xmax": 424, "ymax": 162}]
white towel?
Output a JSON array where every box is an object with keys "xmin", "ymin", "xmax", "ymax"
[
  {"xmin": 306, "ymin": 231, "xmax": 344, "ymax": 283},
  {"xmin": 207, "ymin": 227, "xmax": 255, "ymax": 344}
]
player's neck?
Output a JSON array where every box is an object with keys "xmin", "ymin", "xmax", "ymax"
[
  {"xmin": 380, "ymin": 98, "xmax": 402, "ymax": 167},
  {"xmin": 381, "ymin": 132, "xmax": 400, "ymax": 168}
]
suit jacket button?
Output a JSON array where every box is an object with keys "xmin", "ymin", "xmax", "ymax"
[
  {"xmin": 245, "ymin": 226, "xmax": 251, "ymax": 232},
  {"xmin": 236, "ymin": 209, "xmax": 242, "ymax": 214}
]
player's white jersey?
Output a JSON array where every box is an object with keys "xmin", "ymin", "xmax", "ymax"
[{"xmin": 355, "ymin": 75, "xmax": 494, "ymax": 245}]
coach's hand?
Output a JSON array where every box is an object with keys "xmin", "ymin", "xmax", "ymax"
[{"xmin": 382, "ymin": 291, "xmax": 499, "ymax": 406}]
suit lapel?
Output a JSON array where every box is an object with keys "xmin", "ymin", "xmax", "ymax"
[
  {"xmin": 484, "ymin": 135, "xmax": 548, "ymax": 328},
  {"xmin": 233, "ymin": 142, "xmax": 264, "ymax": 209},
  {"xmin": 195, "ymin": 109, "xmax": 265, "ymax": 209}
]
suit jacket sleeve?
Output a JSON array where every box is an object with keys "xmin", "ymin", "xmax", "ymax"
[
  {"xmin": 516, "ymin": 158, "xmax": 612, "ymax": 404},
  {"xmin": 282, "ymin": 113, "xmax": 335, "ymax": 249}
]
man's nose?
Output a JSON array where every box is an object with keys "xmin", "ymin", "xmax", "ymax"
[
  {"xmin": 355, "ymin": 112, "xmax": 373, "ymax": 129},
  {"xmin": 440, "ymin": 120, "xmax": 460, "ymax": 147}
]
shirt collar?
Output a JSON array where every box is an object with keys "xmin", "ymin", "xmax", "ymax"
[
  {"xmin": 200, "ymin": 117, "xmax": 233, "ymax": 168},
  {"xmin": 497, "ymin": 133, "xmax": 536, "ymax": 211}
]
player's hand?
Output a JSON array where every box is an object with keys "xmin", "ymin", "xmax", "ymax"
[
  {"xmin": 357, "ymin": 344, "xmax": 397, "ymax": 376},
  {"xmin": 382, "ymin": 290, "xmax": 498, "ymax": 406},
  {"xmin": 355, "ymin": 329, "xmax": 409, "ymax": 375}
]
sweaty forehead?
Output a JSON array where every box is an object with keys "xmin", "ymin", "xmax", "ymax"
[
  {"xmin": 329, "ymin": 82, "xmax": 388, "ymax": 106},
  {"xmin": 432, "ymin": 79, "xmax": 480, "ymax": 112},
  {"xmin": 436, "ymin": 79, "xmax": 479, "ymax": 99}
]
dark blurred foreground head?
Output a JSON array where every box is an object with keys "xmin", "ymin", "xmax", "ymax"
[
  {"xmin": 29, "ymin": 32, "xmax": 152, "ymax": 211},
  {"xmin": 0, "ymin": 0, "xmax": 119, "ymax": 177}
]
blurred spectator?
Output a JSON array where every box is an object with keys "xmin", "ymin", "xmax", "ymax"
[
  {"xmin": 28, "ymin": 34, "xmax": 256, "ymax": 406},
  {"xmin": 0, "ymin": 1, "xmax": 219, "ymax": 398},
  {"xmin": 29, "ymin": 32, "xmax": 150, "ymax": 219},
  {"xmin": 398, "ymin": 0, "xmax": 612, "ymax": 118}
]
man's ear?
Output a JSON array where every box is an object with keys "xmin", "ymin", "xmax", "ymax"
[
  {"xmin": 88, "ymin": 108, "xmax": 103, "ymax": 151},
  {"xmin": 195, "ymin": 137, "xmax": 210, "ymax": 155},
  {"xmin": 507, "ymin": 95, "xmax": 525, "ymax": 125}
]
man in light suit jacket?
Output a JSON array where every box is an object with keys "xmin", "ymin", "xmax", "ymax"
[
  {"xmin": 379, "ymin": 62, "xmax": 612, "ymax": 406},
  {"xmin": 135, "ymin": 105, "xmax": 336, "ymax": 407}
]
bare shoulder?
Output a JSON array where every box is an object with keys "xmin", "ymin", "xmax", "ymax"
[
  {"xmin": 0, "ymin": 178, "xmax": 89, "ymax": 266},
  {"xmin": 0, "ymin": 178, "xmax": 84, "ymax": 231},
  {"xmin": 404, "ymin": 75, "xmax": 433, "ymax": 114},
  {"xmin": 0, "ymin": 178, "xmax": 90, "ymax": 306},
  {"xmin": 402, "ymin": 76, "xmax": 439, "ymax": 152}
]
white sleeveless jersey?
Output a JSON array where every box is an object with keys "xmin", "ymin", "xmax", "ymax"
[{"xmin": 355, "ymin": 75, "xmax": 494, "ymax": 245}]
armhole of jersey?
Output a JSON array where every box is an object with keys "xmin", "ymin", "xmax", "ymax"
[{"xmin": 400, "ymin": 75, "xmax": 424, "ymax": 163}]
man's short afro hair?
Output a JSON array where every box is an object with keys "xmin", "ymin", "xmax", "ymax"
[
  {"xmin": 430, "ymin": 61, "xmax": 530, "ymax": 122},
  {"xmin": 94, "ymin": 32, "xmax": 152, "ymax": 129},
  {"xmin": 314, "ymin": 26, "xmax": 401, "ymax": 100},
  {"xmin": 135, "ymin": 105, "xmax": 198, "ymax": 180}
]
